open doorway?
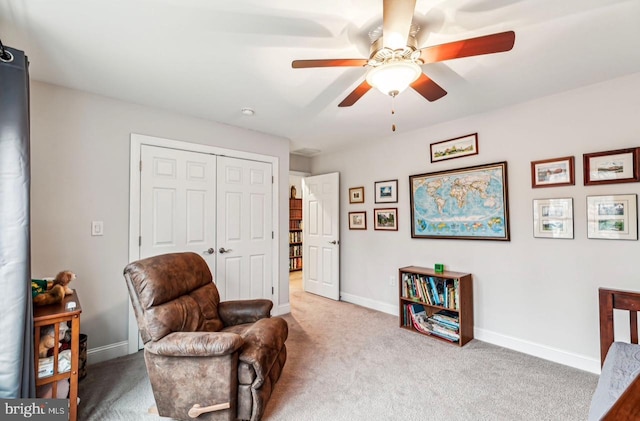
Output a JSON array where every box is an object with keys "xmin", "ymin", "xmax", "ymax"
[
  {"xmin": 289, "ymin": 269, "xmax": 303, "ymax": 293},
  {"xmin": 289, "ymin": 171, "xmax": 308, "ymax": 291}
]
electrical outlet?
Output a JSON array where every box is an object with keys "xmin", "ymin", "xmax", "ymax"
[
  {"xmin": 389, "ymin": 275, "xmax": 396, "ymax": 287},
  {"xmin": 91, "ymin": 221, "xmax": 104, "ymax": 236}
]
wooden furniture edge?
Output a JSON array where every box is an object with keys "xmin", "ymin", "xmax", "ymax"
[
  {"xmin": 598, "ymin": 287, "xmax": 640, "ymax": 366},
  {"xmin": 598, "ymin": 287, "xmax": 640, "ymax": 421},
  {"xmin": 602, "ymin": 372, "xmax": 640, "ymax": 420}
]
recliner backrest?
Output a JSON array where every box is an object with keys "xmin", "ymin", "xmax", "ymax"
[{"xmin": 123, "ymin": 252, "xmax": 225, "ymax": 343}]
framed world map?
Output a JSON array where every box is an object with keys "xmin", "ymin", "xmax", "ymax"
[{"xmin": 409, "ymin": 162, "xmax": 510, "ymax": 240}]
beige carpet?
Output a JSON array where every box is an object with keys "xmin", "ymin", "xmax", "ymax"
[{"xmin": 79, "ymin": 272, "xmax": 598, "ymax": 420}]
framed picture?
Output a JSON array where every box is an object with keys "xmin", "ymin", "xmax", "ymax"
[
  {"xmin": 374, "ymin": 179, "xmax": 398, "ymax": 203},
  {"xmin": 587, "ymin": 194, "xmax": 638, "ymax": 240},
  {"xmin": 430, "ymin": 133, "xmax": 479, "ymax": 163},
  {"xmin": 374, "ymin": 208, "xmax": 398, "ymax": 231},
  {"xmin": 349, "ymin": 187, "xmax": 365, "ymax": 204},
  {"xmin": 531, "ymin": 156, "xmax": 575, "ymax": 188},
  {"xmin": 532, "ymin": 198, "xmax": 574, "ymax": 239},
  {"xmin": 409, "ymin": 161, "xmax": 510, "ymax": 240},
  {"xmin": 348, "ymin": 211, "xmax": 367, "ymax": 230},
  {"xmin": 583, "ymin": 147, "xmax": 640, "ymax": 186}
]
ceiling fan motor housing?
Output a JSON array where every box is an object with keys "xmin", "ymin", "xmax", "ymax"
[{"xmin": 368, "ymin": 26, "xmax": 421, "ymax": 67}]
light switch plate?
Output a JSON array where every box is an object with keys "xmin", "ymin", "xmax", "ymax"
[{"xmin": 91, "ymin": 221, "xmax": 104, "ymax": 236}]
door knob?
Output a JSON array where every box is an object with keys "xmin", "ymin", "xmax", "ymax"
[
  {"xmin": 219, "ymin": 247, "xmax": 232, "ymax": 254},
  {"xmin": 203, "ymin": 248, "xmax": 215, "ymax": 255},
  {"xmin": 329, "ymin": 240, "xmax": 338, "ymax": 245}
]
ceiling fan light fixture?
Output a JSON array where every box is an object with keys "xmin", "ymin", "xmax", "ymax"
[{"xmin": 365, "ymin": 60, "xmax": 421, "ymax": 97}]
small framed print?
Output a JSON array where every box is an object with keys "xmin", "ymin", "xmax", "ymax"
[
  {"xmin": 583, "ymin": 148, "xmax": 640, "ymax": 185},
  {"xmin": 349, "ymin": 211, "xmax": 366, "ymax": 230},
  {"xmin": 531, "ymin": 156, "xmax": 575, "ymax": 188},
  {"xmin": 374, "ymin": 208, "xmax": 398, "ymax": 231},
  {"xmin": 349, "ymin": 187, "xmax": 365, "ymax": 204},
  {"xmin": 374, "ymin": 179, "xmax": 398, "ymax": 203},
  {"xmin": 430, "ymin": 133, "xmax": 479, "ymax": 163},
  {"xmin": 587, "ymin": 194, "xmax": 638, "ymax": 240},
  {"xmin": 533, "ymin": 198, "xmax": 574, "ymax": 239}
]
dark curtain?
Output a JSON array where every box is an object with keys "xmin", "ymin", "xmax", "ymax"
[{"xmin": 0, "ymin": 45, "xmax": 35, "ymax": 398}]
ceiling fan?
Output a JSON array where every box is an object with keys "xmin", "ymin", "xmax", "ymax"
[{"xmin": 291, "ymin": 0, "xmax": 515, "ymax": 107}]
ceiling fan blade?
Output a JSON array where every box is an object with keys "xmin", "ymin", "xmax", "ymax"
[
  {"xmin": 338, "ymin": 80, "xmax": 372, "ymax": 107},
  {"xmin": 292, "ymin": 59, "xmax": 368, "ymax": 69},
  {"xmin": 419, "ymin": 31, "xmax": 515, "ymax": 64},
  {"xmin": 411, "ymin": 73, "xmax": 447, "ymax": 102},
  {"xmin": 383, "ymin": 0, "xmax": 417, "ymax": 50}
]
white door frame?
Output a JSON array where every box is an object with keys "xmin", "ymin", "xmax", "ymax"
[{"xmin": 127, "ymin": 133, "xmax": 280, "ymax": 354}]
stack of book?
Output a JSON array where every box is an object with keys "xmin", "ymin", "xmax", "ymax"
[
  {"xmin": 407, "ymin": 304, "xmax": 460, "ymax": 343},
  {"xmin": 428, "ymin": 310, "xmax": 459, "ymax": 342}
]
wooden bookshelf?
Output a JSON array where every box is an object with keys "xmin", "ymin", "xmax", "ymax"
[
  {"xmin": 399, "ymin": 266, "xmax": 473, "ymax": 347},
  {"xmin": 289, "ymin": 198, "xmax": 302, "ymax": 271}
]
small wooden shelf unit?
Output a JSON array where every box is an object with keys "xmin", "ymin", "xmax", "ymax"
[
  {"xmin": 34, "ymin": 291, "xmax": 82, "ymax": 421},
  {"xmin": 289, "ymin": 198, "xmax": 302, "ymax": 272},
  {"xmin": 399, "ymin": 266, "xmax": 473, "ymax": 347}
]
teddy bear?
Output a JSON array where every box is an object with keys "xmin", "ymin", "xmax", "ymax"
[
  {"xmin": 37, "ymin": 324, "xmax": 71, "ymax": 399},
  {"xmin": 33, "ymin": 270, "xmax": 76, "ymax": 307},
  {"xmin": 39, "ymin": 322, "xmax": 69, "ymax": 358}
]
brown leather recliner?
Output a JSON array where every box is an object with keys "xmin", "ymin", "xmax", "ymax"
[{"xmin": 123, "ymin": 252, "xmax": 288, "ymax": 421}]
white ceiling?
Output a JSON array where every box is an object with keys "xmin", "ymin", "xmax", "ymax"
[{"xmin": 2, "ymin": 0, "xmax": 640, "ymax": 156}]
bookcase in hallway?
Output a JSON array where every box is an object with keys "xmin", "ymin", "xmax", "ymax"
[
  {"xmin": 399, "ymin": 266, "xmax": 473, "ymax": 347},
  {"xmin": 289, "ymin": 198, "xmax": 302, "ymax": 271}
]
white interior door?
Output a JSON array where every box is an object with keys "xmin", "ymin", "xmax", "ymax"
[
  {"xmin": 140, "ymin": 145, "xmax": 217, "ymax": 267},
  {"xmin": 302, "ymin": 172, "xmax": 340, "ymax": 300},
  {"xmin": 216, "ymin": 156, "xmax": 273, "ymax": 301}
]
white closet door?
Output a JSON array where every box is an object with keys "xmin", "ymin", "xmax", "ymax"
[
  {"xmin": 216, "ymin": 156, "xmax": 273, "ymax": 301},
  {"xmin": 140, "ymin": 145, "xmax": 217, "ymax": 274}
]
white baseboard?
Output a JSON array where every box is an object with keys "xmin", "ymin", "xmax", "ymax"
[
  {"xmin": 87, "ymin": 341, "xmax": 129, "ymax": 365},
  {"xmin": 340, "ymin": 292, "xmax": 397, "ymax": 316},
  {"xmin": 474, "ymin": 327, "xmax": 601, "ymax": 374},
  {"xmin": 273, "ymin": 303, "xmax": 291, "ymax": 316}
]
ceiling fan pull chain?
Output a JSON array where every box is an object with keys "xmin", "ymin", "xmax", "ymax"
[{"xmin": 391, "ymin": 94, "xmax": 396, "ymax": 132}]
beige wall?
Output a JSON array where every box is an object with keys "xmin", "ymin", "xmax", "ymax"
[
  {"xmin": 29, "ymin": 81, "xmax": 291, "ymax": 362},
  {"xmin": 311, "ymin": 72, "xmax": 640, "ymax": 374}
]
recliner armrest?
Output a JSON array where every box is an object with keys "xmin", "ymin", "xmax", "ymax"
[
  {"xmin": 238, "ymin": 317, "xmax": 288, "ymax": 388},
  {"xmin": 145, "ymin": 331, "xmax": 243, "ymax": 357},
  {"xmin": 219, "ymin": 299, "xmax": 273, "ymax": 326}
]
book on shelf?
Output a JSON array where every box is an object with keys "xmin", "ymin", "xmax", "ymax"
[
  {"xmin": 403, "ymin": 274, "xmax": 461, "ymax": 311},
  {"xmin": 431, "ymin": 317, "xmax": 459, "ymax": 330},
  {"xmin": 428, "ymin": 309, "xmax": 460, "ymax": 340},
  {"xmin": 427, "ymin": 277, "xmax": 440, "ymax": 306},
  {"xmin": 407, "ymin": 303, "xmax": 431, "ymax": 335},
  {"xmin": 407, "ymin": 304, "xmax": 460, "ymax": 342},
  {"xmin": 428, "ymin": 324, "xmax": 459, "ymax": 341},
  {"xmin": 418, "ymin": 277, "xmax": 432, "ymax": 305}
]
